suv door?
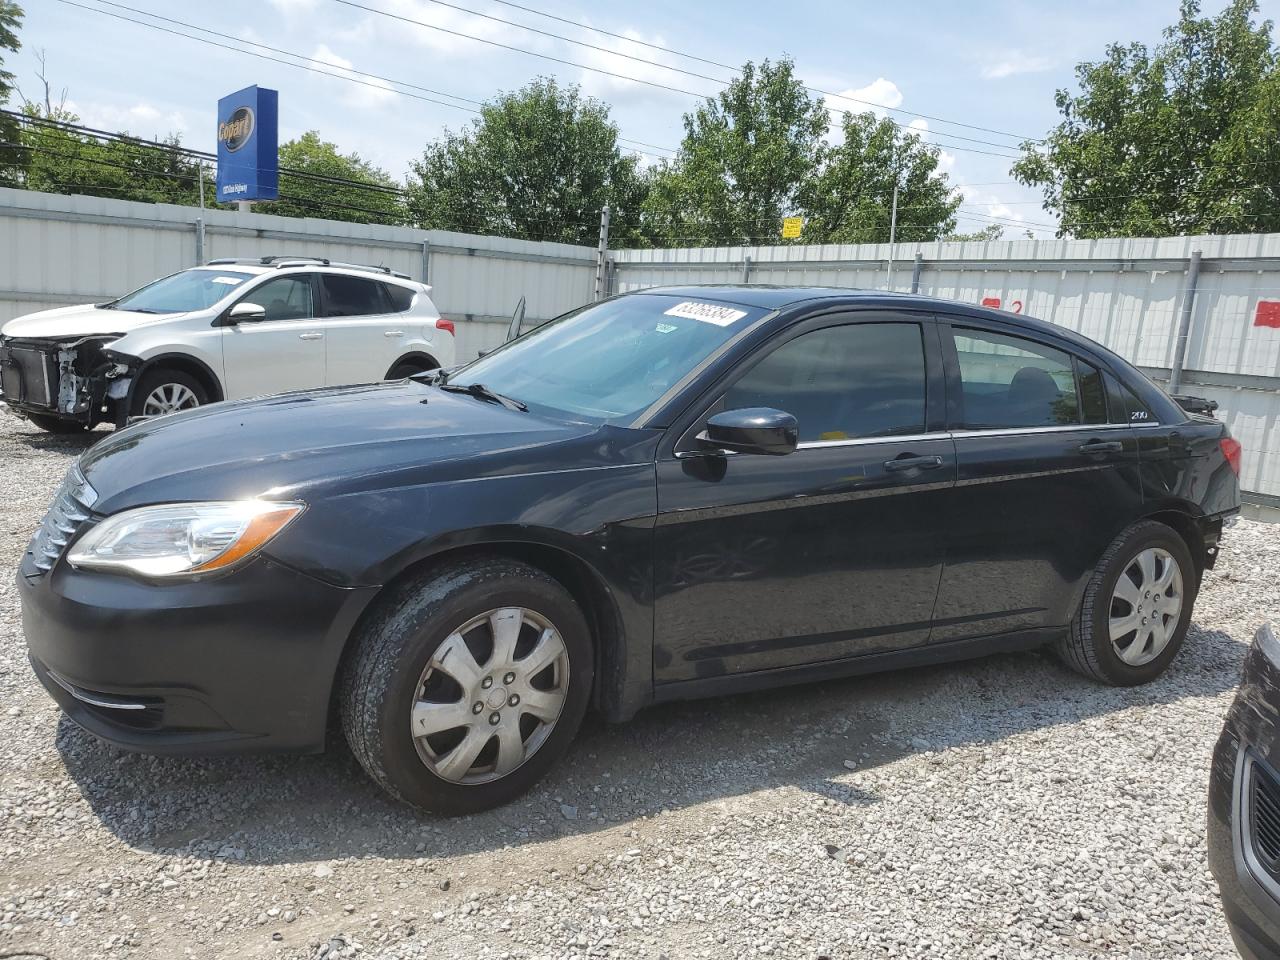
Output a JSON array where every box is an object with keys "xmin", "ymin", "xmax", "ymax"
[
  {"xmin": 314, "ymin": 274, "xmax": 401, "ymax": 386},
  {"xmin": 219, "ymin": 274, "xmax": 326, "ymax": 399},
  {"xmin": 930, "ymin": 320, "xmax": 1143, "ymax": 643},
  {"xmin": 653, "ymin": 313, "xmax": 956, "ymax": 687}
]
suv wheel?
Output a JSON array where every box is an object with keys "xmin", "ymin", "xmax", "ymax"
[
  {"xmin": 387, "ymin": 359, "xmax": 438, "ymax": 380},
  {"xmin": 340, "ymin": 556, "xmax": 593, "ymax": 814},
  {"xmin": 131, "ymin": 369, "xmax": 208, "ymax": 418},
  {"xmin": 1056, "ymin": 519, "xmax": 1197, "ymax": 685}
]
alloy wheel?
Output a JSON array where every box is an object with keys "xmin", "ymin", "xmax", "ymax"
[
  {"xmin": 411, "ymin": 607, "xmax": 569, "ymax": 784},
  {"xmin": 141, "ymin": 383, "xmax": 200, "ymax": 416},
  {"xmin": 1108, "ymin": 547, "xmax": 1184, "ymax": 666}
]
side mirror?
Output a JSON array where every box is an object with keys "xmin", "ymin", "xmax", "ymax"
[
  {"xmin": 699, "ymin": 407, "xmax": 798, "ymax": 456},
  {"xmin": 222, "ymin": 301, "xmax": 266, "ymax": 325}
]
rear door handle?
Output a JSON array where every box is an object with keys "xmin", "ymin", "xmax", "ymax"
[
  {"xmin": 298, "ymin": 332, "xmax": 324, "ymax": 341},
  {"xmin": 383, "ymin": 330, "xmax": 404, "ymax": 338},
  {"xmin": 1079, "ymin": 439, "xmax": 1123, "ymax": 455},
  {"xmin": 884, "ymin": 454, "xmax": 945, "ymax": 472}
]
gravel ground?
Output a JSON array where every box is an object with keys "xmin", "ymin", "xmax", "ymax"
[{"xmin": 0, "ymin": 410, "xmax": 1276, "ymax": 960}]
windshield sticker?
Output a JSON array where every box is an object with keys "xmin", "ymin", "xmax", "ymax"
[
  {"xmin": 655, "ymin": 322, "xmax": 678, "ymax": 334},
  {"xmin": 663, "ymin": 301, "xmax": 748, "ymax": 326},
  {"xmin": 211, "ymin": 276, "xmax": 244, "ymax": 285}
]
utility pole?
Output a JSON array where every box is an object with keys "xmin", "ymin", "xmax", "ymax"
[
  {"xmin": 195, "ymin": 164, "xmax": 206, "ymax": 266},
  {"xmin": 886, "ymin": 180, "xmax": 899, "ymax": 289},
  {"xmin": 593, "ymin": 204, "xmax": 611, "ymax": 301}
]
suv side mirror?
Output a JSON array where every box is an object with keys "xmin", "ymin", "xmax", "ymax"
[
  {"xmin": 699, "ymin": 407, "xmax": 798, "ymax": 456},
  {"xmin": 221, "ymin": 301, "xmax": 266, "ymax": 325}
]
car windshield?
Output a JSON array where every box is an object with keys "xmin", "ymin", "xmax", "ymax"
[
  {"xmin": 448, "ymin": 294, "xmax": 769, "ymax": 423},
  {"xmin": 105, "ymin": 269, "xmax": 256, "ymax": 314}
]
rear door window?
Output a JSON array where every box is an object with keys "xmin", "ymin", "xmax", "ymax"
[
  {"xmin": 951, "ymin": 328, "xmax": 1080, "ymax": 428},
  {"xmin": 1078, "ymin": 360, "xmax": 1109, "ymax": 424},
  {"xmin": 319, "ymin": 274, "xmax": 389, "ymax": 317}
]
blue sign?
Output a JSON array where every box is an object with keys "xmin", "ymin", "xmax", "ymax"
[{"xmin": 216, "ymin": 85, "xmax": 278, "ymax": 203}]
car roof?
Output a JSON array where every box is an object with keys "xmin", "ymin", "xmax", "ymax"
[
  {"xmin": 630, "ymin": 284, "xmax": 1110, "ymax": 356},
  {"xmin": 189, "ymin": 263, "xmax": 423, "ymax": 288}
]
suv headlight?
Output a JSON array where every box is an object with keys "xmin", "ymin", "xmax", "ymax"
[{"xmin": 67, "ymin": 501, "xmax": 304, "ymax": 578}]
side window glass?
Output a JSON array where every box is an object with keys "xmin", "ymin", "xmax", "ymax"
[
  {"xmin": 384, "ymin": 283, "xmax": 415, "ymax": 312},
  {"xmin": 320, "ymin": 275, "xmax": 388, "ymax": 317},
  {"xmin": 1079, "ymin": 361, "xmax": 1108, "ymax": 424},
  {"xmin": 952, "ymin": 328, "xmax": 1080, "ymax": 428},
  {"xmin": 244, "ymin": 276, "xmax": 313, "ymax": 322},
  {"xmin": 1122, "ymin": 385, "xmax": 1155, "ymax": 424},
  {"xmin": 722, "ymin": 323, "xmax": 927, "ymax": 443}
]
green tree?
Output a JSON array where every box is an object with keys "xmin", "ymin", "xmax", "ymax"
[
  {"xmin": 800, "ymin": 112, "xmax": 961, "ymax": 243},
  {"xmin": 1013, "ymin": 0, "xmax": 1280, "ymax": 237},
  {"xmin": 944, "ymin": 224, "xmax": 1004, "ymax": 242},
  {"xmin": 0, "ymin": 2, "xmax": 23, "ymax": 185},
  {"xmin": 18, "ymin": 105, "xmax": 206, "ymax": 204},
  {"xmin": 408, "ymin": 78, "xmax": 647, "ymax": 244},
  {"xmin": 642, "ymin": 58, "xmax": 827, "ymax": 245},
  {"xmin": 264, "ymin": 131, "xmax": 404, "ymax": 225}
]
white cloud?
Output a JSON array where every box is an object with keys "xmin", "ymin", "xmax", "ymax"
[
  {"xmin": 311, "ymin": 44, "xmax": 396, "ymax": 108},
  {"xmin": 68, "ymin": 100, "xmax": 187, "ymax": 136},
  {"xmin": 576, "ymin": 27, "xmax": 715, "ymax": 105},
  {"xmin": 826, "ymin": 77, "xmax": 903, "ymax": 119},
  {"xmin": 980, "ymin": 51, "xmax": 1053, "ymax": 80}
]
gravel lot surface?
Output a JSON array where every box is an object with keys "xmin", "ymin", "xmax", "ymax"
[{"xmin": 0, "ymin": 411, "xmax": 1275, "ymax": 960}]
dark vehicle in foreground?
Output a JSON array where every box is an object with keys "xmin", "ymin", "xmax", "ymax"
[
  {"xmin": 1211, "ymin": 624, "xmax": 1280, "ymax": 960},
  {"xmin": 19, "ymin": 287, "xmax": 1242, "ymax": 813}
]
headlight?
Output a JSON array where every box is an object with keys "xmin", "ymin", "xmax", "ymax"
[{"xmin": 67, "ymin": 500, "xmax": 304, "ymax": 578}]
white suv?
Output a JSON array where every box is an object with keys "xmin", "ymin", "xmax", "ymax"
[{"xmin": 0, "ymin": 256, "xmax": 456, "ymax": 433}]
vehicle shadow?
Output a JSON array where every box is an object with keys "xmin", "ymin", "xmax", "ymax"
[
  {"xmin": 4, "ymin": 421, "xmax": 107, "ymax": 453},
  {"xmin": 53, "ymin": 622, "xmax": 1245, "ymax": 867}
]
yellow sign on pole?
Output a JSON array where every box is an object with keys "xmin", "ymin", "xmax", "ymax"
[{"xmin": 781, "ymin": 216, "xmax": 803, "ymax": 239}]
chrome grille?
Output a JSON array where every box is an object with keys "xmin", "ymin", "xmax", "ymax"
[{"xmin": 27, "ymin": 465, "xmax": 97, "ymax": 574}]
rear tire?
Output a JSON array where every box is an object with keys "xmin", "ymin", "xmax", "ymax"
[
  {"xmin": 340, "ymin": 556, "xmax": 593, "ymax": 814},
  {"xmin": 24, "ymin": 412, "xmax": 88, "ymax": 434},
  {"xmin": 1055, "ymin": 520, "xmax": 1197, "ymax": 686},
  {"xmin": 387, "ymin": 359, "xmax": 438, "ymax": 380},
  {"xmin": 130, "ymin": 368, "xmax": 208, "ymax": 419}
]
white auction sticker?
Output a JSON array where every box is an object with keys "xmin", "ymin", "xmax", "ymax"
[
  {"xmin": 663, "ymin": 301, "xmax": 748, "ymax": 326},
  {"xmin": 211, "ymin": 276, "xmax": 245, "ymax": 285}
]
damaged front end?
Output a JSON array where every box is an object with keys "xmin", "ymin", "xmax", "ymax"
[{"xmin": 0, "ymin": 334, "xmax": 134, "ymax": 428}]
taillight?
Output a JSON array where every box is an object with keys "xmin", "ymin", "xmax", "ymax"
[
  {"xmin": 435, "ymin": 318, "xmax": 456, "ymax": 337},
  {"xmin": 1220, "ymin": 437, "xmax": 1242, "ymax": 475}
]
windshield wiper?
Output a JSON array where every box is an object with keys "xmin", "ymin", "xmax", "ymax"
[{"xmin": 439, "ymin": 381, "xmax": 527, "ymax": 412}]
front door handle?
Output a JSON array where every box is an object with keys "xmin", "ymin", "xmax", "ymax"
[
  {"xmin": 1079, "ymin": 439, "xmax": 1123, "ymax": 455},
  {"xmin": 884, "ymin": 454, "xmax": 945, "ymax": 472},
  {"xmin": 383, "ymin": 330, "xmax": 404, "ymax": 338},
  {"xmin": 298, "ymin": 332, "xmax": 324, "ymax": 341}
]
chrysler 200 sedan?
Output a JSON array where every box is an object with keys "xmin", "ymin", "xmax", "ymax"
[{"xmin": 19, "ymin": 287, "xmax": 1242, "ymax": 813}]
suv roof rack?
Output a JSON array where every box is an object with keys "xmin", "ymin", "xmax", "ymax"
[{"xmin": 206, "ymin": 256, "xmax": 410, "ymax": 280}]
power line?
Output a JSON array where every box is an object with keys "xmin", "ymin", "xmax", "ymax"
[
  {"xmin": 330, "ymin": 0, "xmax": 1029, "ymax": 156},
  {"xmin": 407, "ymin": 0, "xmax": 1042, "ymax": 144}
]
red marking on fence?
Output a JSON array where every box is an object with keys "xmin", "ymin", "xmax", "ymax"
[
  {"xmin": 981, "ymin": 297, "xmax": 1001, "ymax": 308},
  {"xmin": 1011, "ymin": 299, "xmax": 1024, "ymax": 314},
  {"xmin": 1256, "ymin": 301, "xmax": 1280, "ymax": 328}
]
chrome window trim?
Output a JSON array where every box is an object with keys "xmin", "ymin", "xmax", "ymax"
[
  {"xmin": 796, "ymin": 431, "xmax": 946, "ymax": 450},
  {"xmin": 792, "ymin": 422, "xmax": 1160, "ymax": 450}
]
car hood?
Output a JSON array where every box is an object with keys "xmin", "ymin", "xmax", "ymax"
[
  {"xmin": 1, "ymin": 303, "xmax": 183, "ymax": 340},
  {"xmin": 77, "ymin": 380, "xmax": 602, "ymax": 513}
]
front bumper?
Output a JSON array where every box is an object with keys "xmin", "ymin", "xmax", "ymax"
[
  {"xmin": 1209, "ymin": 624, "xmax": 1280, "ymax": 960},
  {"xmin": 19, "ymin": 553, "xmax": 377, "ymax": 753}
]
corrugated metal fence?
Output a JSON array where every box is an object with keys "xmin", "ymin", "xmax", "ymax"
[
  {"xmin": 614, "ymin": 237, "xmax": 1280, "ymax": 505},
  {"xmin": 0, "ymin": 187, "xmax": 596, "ymax": 360},
  {"xmin": 1, "ymin": 188, "xmax": 1276, "ymax": 504}
]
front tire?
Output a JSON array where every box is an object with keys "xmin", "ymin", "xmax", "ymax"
[
  {"xmin": 340, "ymin": 556, "xmax": 593, "ymax": 814},
  {"xmin": 1056, "ymin": 520, "xmax": 1197, "ymax": 685},
  {"xmin": 130, "ymin": 368, "xmax": 208, "ymax": 419}
]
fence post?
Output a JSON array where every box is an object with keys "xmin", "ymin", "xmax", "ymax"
[
  {"xmin": 593, "ymin": 204, "xmax": 611, "ymax": 301},
  {"xmin": 742, "ymin": 254, "xmax": 752, "ymax": 283},
  {"xmin": 421, "ymin": 239, "xmax": 431, "ymax": 285},
  {"xmin": 194, "ymin": 218, "xmax": 205, "ymax": 266},
  {"xmin": 910, "ymin": 252, "xmax": 923, "ymax": 294},
  {"xmin": 1168, "ymin": 249, "xmax": 1202, "ymax": 395}
]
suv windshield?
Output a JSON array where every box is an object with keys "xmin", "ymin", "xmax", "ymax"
[
  {"xmin": 105, "ymin": 269, "xmax": 255, "ymax": 314},
  {"xmin": 448, "ymin": 293, "xmax": 768, "ymax": 423}
]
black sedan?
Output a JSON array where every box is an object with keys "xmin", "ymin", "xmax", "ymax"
[
  {"xmin": 1211, "ymin": 624, "xmax": 1280, "ymax": 960},
  {"xmin": 18, "ymin": 287, "xmax": 1242, "ymax": 813}
]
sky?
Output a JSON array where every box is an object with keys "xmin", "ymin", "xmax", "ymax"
[{"xmin": 10, "ymin": 0, "xmax": 1280, "ymax": 239}]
